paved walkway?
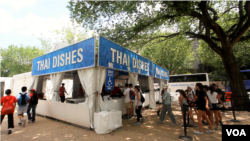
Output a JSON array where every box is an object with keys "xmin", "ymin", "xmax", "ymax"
[{"xmin": 1, "ymin": 102, "xmax": 250, "ymax": 141}]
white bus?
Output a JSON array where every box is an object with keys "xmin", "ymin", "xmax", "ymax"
[{"xmin": 168, "ymin": 73, "xmax": 209, "ymax": 101}]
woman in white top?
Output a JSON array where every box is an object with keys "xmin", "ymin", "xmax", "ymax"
[
  {"xmin": 205, "ymin": 86, "xmax": 228, "ymax": 130},
  {"xmin": 186, "ymin": 86, "xmax": 198, "ymax": 121},
  {"xmin": 134, "ymin": 86, "xmax": 146, "ymax": 125}
]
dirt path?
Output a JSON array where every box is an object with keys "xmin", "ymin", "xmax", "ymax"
[{"xmin": 1, "ymin": 103, "xmax": 250, "ymax": 141}]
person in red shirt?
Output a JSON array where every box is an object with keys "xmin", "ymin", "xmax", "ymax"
[
  {"xmin": 1, "ymin": 89, "xmax": 17, "ymax": 134},
  {"xmin": 59, "ymin": 83, "xmax": 68, "ymax": 103},
  {"xmin": 111, "ymin": 86, "xmax": 122, "ymax": 96},
  {"xmin": 78, "ymin": 84, "xmax": 85, "ymax": 98}
]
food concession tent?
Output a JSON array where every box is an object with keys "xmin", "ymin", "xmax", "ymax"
[{"xmin": 15, "ymin": 36, "xmax": 169, "ymax": 131}]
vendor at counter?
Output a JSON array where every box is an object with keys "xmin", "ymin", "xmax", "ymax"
[
  {"xmin": 111, "ymin": 84, "xmax": 123, "ymax": 97},
  {"xmin": 59, "ymin": 83, "xmax": 68, "ymax": 103}
]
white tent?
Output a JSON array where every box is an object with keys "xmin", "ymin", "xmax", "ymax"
[{"xmin": 10, "ymin": 35, "xmax": 170, "ymax": 133}]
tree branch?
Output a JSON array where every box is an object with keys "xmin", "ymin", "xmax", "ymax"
[
  {"xmin": 239, "ymin": 0, "xmax": 243, "ymax": 18},
  {"xmin": 185, "ymin": 32, "xmax": 222, "ymax": 57},
  {"xmin": 230, "ymin": 1, "xmax": 250, "ymax": 46},
  {"xmin": 238, "ymin": 35, "xmax": 250, "ymax": 42}
]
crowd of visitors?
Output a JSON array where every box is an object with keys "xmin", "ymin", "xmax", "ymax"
[
  {"xmin": 1, "ymin": 82, "xmax": 228, "ymax": 136},
  {"xmin": 1, "ymin": 86, "xmax": 38, "ymax": 134}
]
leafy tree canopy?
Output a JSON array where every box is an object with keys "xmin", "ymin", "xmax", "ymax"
[
  {"xmin": 140, "ymin": 34, "xmax": 195, "ymax": 75},
  {"xmin": 0, "ymin": 45, "xmax": 44, "ymax": 77}
]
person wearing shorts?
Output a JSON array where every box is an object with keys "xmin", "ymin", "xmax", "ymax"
[
  {"xmin": 124, "ymin": 83, "xmax": 132, "ymax": 119},
  {"xmin": 194, "ymin": 83, "xmax": 214, "ymax": 135},
  {"xmin": 16, "ymin": 86, "xmax": 30, "ymax": 127}
]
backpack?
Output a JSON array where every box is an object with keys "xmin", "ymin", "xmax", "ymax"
[
  {"xmin": 2, "ymin": 97, "xmax": 15, "ymax": 115},
  {"xmin": 30, "ymin": 93, "xmax": 38, "ymax": 105},
  {"xmin": 18, "ymin": 93, "xmax": 28, "ymax": 106},
  {"xmin": 140, "ymin": 92, "xmax": 145, "ymax": 103},
  {"xmin": 130, "ymin": 89, "xmax": 135, "ymax": 100}
]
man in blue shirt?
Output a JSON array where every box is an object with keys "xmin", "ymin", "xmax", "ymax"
[{"xmin": 158, "ymin": 84, "xmax": 177, "ymax": 125}]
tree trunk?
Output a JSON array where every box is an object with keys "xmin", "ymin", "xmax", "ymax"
[{"xmin": 221, "ymin": 44, "xmax": 249, "ymax": 109}]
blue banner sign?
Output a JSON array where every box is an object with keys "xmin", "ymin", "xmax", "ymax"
[
  {"xmin": 105, "ymin": 69, "xmax": 114, "ymax": 91},
  {"xmin": 32, "ymin": 37, "xmax": 95, "ymax": 76},
  {"xmin": 153, "ymin": 63, "xmax": 169, "ymax": 80},
  {"xmin": 99, "ymin": 36, "xmax": 153, "ymax": 76}
]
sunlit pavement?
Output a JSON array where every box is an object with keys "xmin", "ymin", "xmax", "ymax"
[{"xmin": 1, "ymin": 103, "xmax": 250, "ymax": 141}]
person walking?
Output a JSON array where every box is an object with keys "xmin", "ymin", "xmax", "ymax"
[
  {"xmin": 156, "ymin": 89, "xmax": 165, "ymax": 116},
  {"xmin": 179, "ymin": 90, "xmax": 197, "ymax": 127},
  {"xmin": 124, "ymin": 83, "xmax": 132, "ymax": 119},
  {"xmin": 194, "ymin": 83, "xmax": 215, "ymax": 135},
  {"xmin": 16, "ymin": 86, "xmax": 30, "ymax": 127},
  {"xmin": 27, "ymin": 89, "xmax": 38, "ymax": 123},
  {"xmin": 158, "ymin": 84, "xmax": 177, "ymax": 125},
  {"xmin": 1, "ymin": 89, "xmax": 17, "ymax": 134},
  {"xmin": 59, "ymin": 83, "xmax": 68, "ymax": 103},
  {"xmin": 129, "ymin": 83, "xmax": 135, "ymax": 117},
  {"xmin": 133, "ymin": 86, "xmax": 146, "ymax": 125}
]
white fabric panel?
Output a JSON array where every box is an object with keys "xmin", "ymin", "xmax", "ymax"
[
  {"xmin": 148, "ymin": 77, "xmax": 156, "ymax": 109},
  {"xmin": 96, "ymin": 67, "xmax": 106, "ymax": 112},
  {"xmin": 28, "ymin": 76, "xmax": 39, "ymax": 91},
  {"xmin": 155, "ymin": 91, "xmax": 160, "ymax": 102},
  {"xmin": 159, "ymin": 79, "xmax": 165, "ymax": 103},
  {"xmin": 36, "ymin": 100, "xmax": 90, "ymax": 128},
  {"xmin": 50, "ymin": 73, "xmax": 65, "ymax": 102},
  {"xmin": 45, "ymin": 79, "xmax": 73, "ymax": 101},
  {"xmin": 100, "ymin": 98, "xmax": 127, "ymax": 115},
  {"xmin": 77, "ymin": 68, "xmax": 96, "ymax": 128},
  {"xmin": 128, "ymin": 72, "xmax": 138, "ymax": 87},
  {"xmin": 142, "ymin": 93, "xmax": 150, "ymax": 107},
  {"xmin": 13, "ymin": 78, "xmax": 25, "ymax": 95},
  {"xmin": 4, "ymin": 79, "xmax": 13, "ymax": 96},
  {"xmin": 94, "ymin": 111, "xmax": 122, "ymax": 134}
]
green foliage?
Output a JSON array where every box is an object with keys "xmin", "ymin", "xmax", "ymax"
[
  {"xmin": 1, "ymin": 63, "xmax": 9, "ymax": 77},
  {"xmin": 141, "ymin": 34, "xmax": 195, "ymax": 75},
  {"xmin": 0, "ymin": 45, "xmax": 44, "ymax": 77},
  {"xmin": 198, "ymin": 40, "xmax": 250, "ymax": 76}
]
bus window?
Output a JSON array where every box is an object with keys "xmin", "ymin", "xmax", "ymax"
[{"xmin": 169, "ymin": 74, "xmax": 207, "ymax": 82}]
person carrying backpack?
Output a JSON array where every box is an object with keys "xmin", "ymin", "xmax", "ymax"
[
  {"xmin": 27, "ymin": 89, "xmax": 38, "ymax": 123},
  {"xmin": 16, "ymin": 86, "xmax": 30, "ymax": 127},
  {"xmin": 133, "ymin": 86, "xmax": 146, "ymax": 125},
  {"xmin": 1, "ymin": 89, "xmax": 17, "ymax": 134}
]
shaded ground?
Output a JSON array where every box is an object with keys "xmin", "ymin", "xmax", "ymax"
[{"xmin": 1, "ymin": 102, "xmax": 250, "ymax": 141}]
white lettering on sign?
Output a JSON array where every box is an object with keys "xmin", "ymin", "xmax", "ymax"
[
  {"xmin": 53, "ymin": 56, "xmax": 57, "ymax": 68},
  {"xmin": 161, "ymin": 70, "xmax": 168, "ymax": 78},
  {"xmin": 133, "ymin": 57, "xmax": 137, "ymax": 68},
  {"xmin": 117, "ymin": 51, "xmax": 122, "ymax": 64},
  {"xmin": 226, "ymin": 129, "xmax": 246, "ymax": 136},
  {"xmin": 65, "ymin": 52, "xmax": 71, "ymax": 65},
  {"xmin": 110, "ymin": 47, "xmax": 150, "ymax": 72},
  {"xmin": 37, "ymin": 48, "xmax": 83, "ymax": 71},
  {"xmin": 110, "ymin": 48, "xmax": 116, "ymax": 63},
  {"xmin": 156, "ymin": 68, "xmax": 161, "ymax": 75},
  {"xmin": 60, "ymin": 54, "xmax": 65, "ymax": 66},
  {"xmin": 122, "ymin": 53, "xmax": 127, "ymax": 66},
  {"xmin": 72, "ymin": 50, "xmax": 77, "ymax": 64},
  {"xmin": 77, "ymin": 48, "xmax": 83, "ymax": 62}
]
